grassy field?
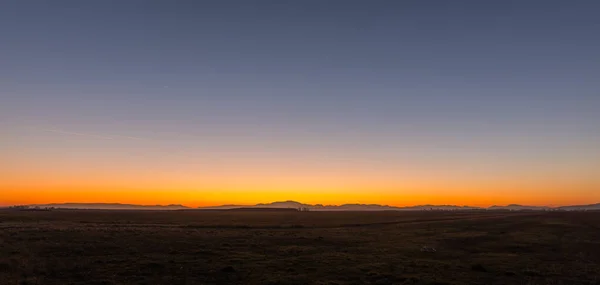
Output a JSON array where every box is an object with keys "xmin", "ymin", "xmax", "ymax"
[{"xmin": 0, "ymin": 210, "xmax": 599, "ymax": 285}]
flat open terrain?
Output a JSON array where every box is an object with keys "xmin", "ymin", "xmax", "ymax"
[{"xmin": 1, "ymin": 210, "xmax": 599, "ymax": 285}]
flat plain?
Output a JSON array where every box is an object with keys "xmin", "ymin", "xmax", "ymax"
[{"xmin": 0, "ymin": 210, "xmax": 599, "ymax": 285}]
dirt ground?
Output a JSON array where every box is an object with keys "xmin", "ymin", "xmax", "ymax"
[{"xmin": 1, "ymin": 210, "xmax": 599, "ymax": 285}]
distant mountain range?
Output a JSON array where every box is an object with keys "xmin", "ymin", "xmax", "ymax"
[
  {"xmin": 197, "ymin": 200, "xmax": 600, "ymax": 211},
  {"xmin": 197, "ymin": 200, "xmax": 505, "ymax": 211},
  {"xmin": 556, "ymin": 203, "xmax": 600, "ymax": 211},
  {"xmin": 487, "ymin": 204, "xmax": 551, "ymax": 211},
  {"xmin": 8, "ymin": 201, "xmax": 600, "ymax": 211}
]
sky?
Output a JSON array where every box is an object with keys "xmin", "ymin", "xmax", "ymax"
[{"xmin": 1, "ymin": 0, "xmax": 599, "ymax": 207}]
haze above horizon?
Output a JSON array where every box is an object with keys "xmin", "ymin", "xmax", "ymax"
[{"xmin": 2, "ymin": 1, "xmax": 599, "ymax": 207}]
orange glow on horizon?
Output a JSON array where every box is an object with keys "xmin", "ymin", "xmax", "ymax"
[
  {"xmin": 3, "ymin": 145, "xmax": 598, "ymax": 208},
  {"xmin": 2, "ymin": 184, "xmax": 597, "ymax": 208}
]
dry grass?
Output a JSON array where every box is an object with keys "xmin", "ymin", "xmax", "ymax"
[{"xmin": 1, "ymin": 210, "xmax": 599, "ymax": 285}]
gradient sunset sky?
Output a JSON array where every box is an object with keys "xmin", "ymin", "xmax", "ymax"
[{"xmin": 2, "ymin": 1, "xmax": 599, "ymax": 207}]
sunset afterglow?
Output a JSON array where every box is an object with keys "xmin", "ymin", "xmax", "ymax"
[{"xmin": 2, "ymin": 1, "xmax": 599, "ymax": 208}]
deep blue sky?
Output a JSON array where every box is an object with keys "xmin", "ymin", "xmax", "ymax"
[{"xmin": 2, "ymin": 1, "xmax": 599, "ymax": 206}]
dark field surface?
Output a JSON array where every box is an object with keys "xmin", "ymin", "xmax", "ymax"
[{"xmin": 1, "ymin": 210, "xmax": 599, "ymax": 285}]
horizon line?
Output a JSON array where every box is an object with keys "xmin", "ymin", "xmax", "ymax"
[{"xmin": 3, "ymin": 200, "xmax": 599, "ymax": 209}]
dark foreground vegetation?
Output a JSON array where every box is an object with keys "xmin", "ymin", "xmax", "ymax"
[{"xmin": 1, "ymin": 210, "xmax": 599, "ymax": 285}]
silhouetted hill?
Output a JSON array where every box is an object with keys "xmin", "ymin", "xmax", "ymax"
[
  {"xmin": 256, "ymin": 200, "xmax": 306, "ymax": 208},
  {"xmin": 488, "ymin": 204, "xmax": 550, "ymax": 211},
  {"xmin": 396, "ymin": 204, "xmax": 482, "ymax": 211},
  {"xmin": 226, "ymin": 207, "xmax": 299, "ymax": 212},
  {"xmin": 198, "ymin": 201, "xmax": 482, "ymax": 211},
  {"xmin": 198, "ymin": 201, "xmax": 600, "ymax": 212},
  {"xmin": 558, "ymin": 203, "xmax": 600, "ymax": 211}
]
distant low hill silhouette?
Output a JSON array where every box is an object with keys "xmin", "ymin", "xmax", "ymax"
[
  {"xmin": 198, "ymin": 201, "xmax": 499, "ymax": 211},
  {"xmin": 7, "ymin": 201, "xmax": 599, "ymax": 211},
  {"xmin": 488, "ymin": 204, "xmax": 550, "ymax": 211},
  {"xmin": 557, "ymin": 203, "xmax": 600, "ymax": 211},
  {"xmin": 196, "ymin": 201, "xmax": 600, "ymax": 212},
  {"xmin": 21, "ymin": 203, "xmax": 189, "ymax": 210}
]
